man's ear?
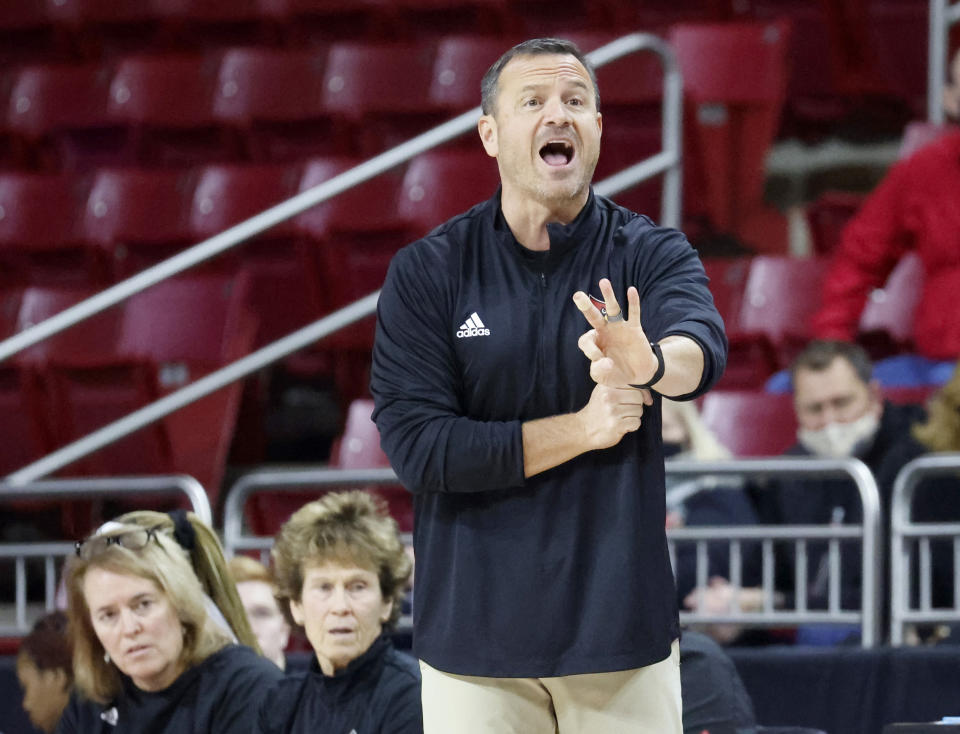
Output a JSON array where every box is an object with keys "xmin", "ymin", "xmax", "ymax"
[
  {"xmin": 596, "ymin": 111, "xmax": 602, "ymax": 138},
  {"xmin": 478, "ymin": 115, "xmax": 498, "ymax": 158},
  {"xmin": 943, "ymin": 85, "xmax": 960, "ymax": 120}
]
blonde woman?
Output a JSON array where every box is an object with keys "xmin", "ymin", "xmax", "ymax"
[{"xmin": 57, "ymin": 510, "xmax": 283, "ymax": 733}]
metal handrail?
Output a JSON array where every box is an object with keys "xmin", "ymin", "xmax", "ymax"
[
  {"xmin": 4, "ymin": 33, "xmax": 683, "ymax": 485},
  {"xmin": 889, "ymin": 454, "xmax": 960, "ymax": 644},
  {"xmin": 928, "ymin": 0, "xmax": 960, "ymax": 123},
  {"xmin": 0, "ymin": 475, "xmax": 211, "ymax": 634},
  {"xmin": 222, "ymin": 457, "xmax": 882, "ymax": 647},
  {"xmin": 667, "ymin": 457, "xmax": 882, "ymax": 647}
]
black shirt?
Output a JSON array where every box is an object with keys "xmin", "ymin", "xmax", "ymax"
[
  {"xmin": 371, "ymin": 189, "xmax": 727, "ymax": 676},
  {"xmin": 256, "ymin": 635, "xmax": 422, "ymax": 734},
  {"xmin": 56, "ymin": 644, "xmax": 283, "ymax": 734}
]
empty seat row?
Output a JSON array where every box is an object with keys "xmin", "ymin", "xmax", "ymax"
[
  {"xmin": 0, "ymin": 23, "xmax": 794, "ymax": 250},
  {"xmin": 0, "ymin": 149, "xmax": 500, "ymax": 291},
  {"xmin": 705, "ymin": 252, "xmax": 925, "ymax": 388},
  {"xmin": 0, "ymin": 273, "xmax": 257, "ymax": 500}
]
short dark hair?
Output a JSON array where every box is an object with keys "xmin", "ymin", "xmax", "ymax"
[
  {"xmin": 480, "ymin": 37, "xmax": 600, "ymax": 116},
  {"xmin": 18, "ymin": 611, "xmax": 72, "ymax": 678},
  {"xmin": 790, "ymin": 340, "xmax": 873, "ymax": 386}
]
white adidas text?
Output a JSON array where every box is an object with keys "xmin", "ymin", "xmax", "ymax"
[{"xmin": 457, "ymin": 311, "xmax": 490, "ymax": 338}]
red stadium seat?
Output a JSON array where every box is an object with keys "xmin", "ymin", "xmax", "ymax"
[
  {"xmin": 295, "ymin": 157, "xmax": 413, "ymax": 401},
  {"xmin": 700, "ymin": 390, "xmax": 798, "ymax": 456},
  {"xmin": 321, "ymin": 41, "xmax": 440, "ymax": 155},
  {"xmin": 190, "ymin": 163, "xmax": 314, "ymax": 345},
  {"xmin": 803, "ymin": 191, "xmax": 864, "ymax": 256},
  {"xmin": 702, "ymin": 257, "xmax": 751, "ymax": 330},
  {"xmin": 669, "ymin": 21, "xmax": 791, "ymax": 249},
  {"xmin": 429, "ymin": 35, "xmax": 522, "ymax": 116},
  {"xmin": 82, "ymin": 167, "xmax": 197, "ymax": 278},
  {"xmin": 213, "ymin": 46, "xmax": 338, "ymax": 161},
  {"xmin": 857, "ymin": 252, "xmax": 924, "ymax": 358},
  {"xmin": 398, "ymin": 148, "xmax": 500, "ymax": 238},
  {"xmin": 6, "ymin": 63, "xmax": 129, "ymax": 171},
  {"xmin": 735, "ymin": 255, "xmax": 829, "ymax": 368},
  {"xmin": 151, "ymin": 0, "xmax": 273, "ymax": 48},
  {"xmin": 367, "ymin": 0, "xmax": 510, "ymax": 38},
  {"xmin": 259, "ymin": 0, "xmax": 380, "ymax": 45},
  {"xmin": 246, "ymin": 398, "xmax": 411, "ymax": 536},
  {"xmin": 14, "ymin": 285, "xmax": 123, "ymax": 365},
  {"xmin": 45, "ymin": 0, "xmax": 162, "ymax": 57},
  {"xmin": 0, "ymin": 172, "xmax": 105, "ymax": 286},
  {"xmin": 332, "ymin": 398, "xmax": 411, "ymax": 532},
  {"xmin": 45, "ymin": 273, "xmax": 257, "ymax": 498},
  {"xmin": 0, "ymin": 360, "xmax": 54, "ymax": 475},
  {"xmin": 107, "ymin": 54, "xmax": 239, "ymax": 167},
  {"xmin": 0, "ymin": 1, "xmax": 63, "ymax": 67}
]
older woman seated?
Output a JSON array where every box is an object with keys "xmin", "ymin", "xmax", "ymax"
[
  {"xmin": 56, "ymin": 510, "xmax": 284, "ymax": 734},
  {"xmin": 257, "ymin": 490, "xmax": 421, "ymax": 734}
]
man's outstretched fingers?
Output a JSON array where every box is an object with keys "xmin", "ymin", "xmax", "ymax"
[
  {"xmin": 573, "ymin": 291, "xmax": 606, "ymax": 330},
  {"xmin": 626, "ymin": 287, "xmax": 641, "ymax": 325},
  {"xmin": 598, "ymin": 278, "xmax": 623, "ymax": 321}
]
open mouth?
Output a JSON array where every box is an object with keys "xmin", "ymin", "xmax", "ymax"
[{"xmin": 539, "ymin": 140, "xmax": 574, "ymax": 167}]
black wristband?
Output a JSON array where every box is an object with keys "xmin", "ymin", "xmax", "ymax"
[{"xmin": 631, "ymin": 341, "xmax": 664, "ymax": 390}]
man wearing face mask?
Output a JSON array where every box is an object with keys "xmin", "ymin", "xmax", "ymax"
[{"xmin": 684, "ymin": 340, "xmax": 926, "ymax": 644}]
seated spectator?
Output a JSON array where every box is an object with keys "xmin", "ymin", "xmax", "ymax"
[
  {"xmin": 811, "ymin": 48, "xmax": 960, "ymax": 363},
  {"xmin": 229, "ymin": 556, "xmax": 291, "ymax": 670},
  {"xmin": 685, "ymin": 341, "xmax": 926, "ymax": 644},
  {"xmin": 17, "ymin": 612, "xmax": 72, "ymax": 733},
  {"xmin": 663, "ymin": 399, "xmax": 759, "ymax": 611},
  {"xmin": 258, "ymin": 490, "xmax": 421, "ymax": 734},
  {"xmin": 57, "ymin": 510, "xmax": 283, "ymax": 734}
]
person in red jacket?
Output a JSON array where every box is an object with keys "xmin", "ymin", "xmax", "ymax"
[{"xmin": 811, "ymin": 48, "xmax": 960, "ymax": 360}]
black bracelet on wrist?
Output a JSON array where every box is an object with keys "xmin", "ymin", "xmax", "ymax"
[{"xmin": 631, "ymin": 341, "xmax": 664, "ymax": 390}]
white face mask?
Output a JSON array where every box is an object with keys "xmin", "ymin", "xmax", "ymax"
[{"xmin": 797, "ymin": 411, "xmax": 881, "ymax": 458}]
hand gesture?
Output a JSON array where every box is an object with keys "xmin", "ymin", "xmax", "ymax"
[{"xmin": 572, "ymin": 278, "xmax": 658, "ymax": 390}]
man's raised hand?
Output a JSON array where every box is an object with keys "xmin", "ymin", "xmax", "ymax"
[{"xmin": 572, "ymin": 278, "xmax": 658, "ymax": 397}]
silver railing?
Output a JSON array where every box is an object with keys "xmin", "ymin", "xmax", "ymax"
[
  {"xmin": 0, "ymin": 475, "xmax": 210, "ymax": 635},
  {"xmin": 223, "ymin": 458, "xmax": 881, "ymax": 646},
  {"xmin": 2, "ymin": 32, "xmax": 683, "ymax": 486},
  {"xmin": 667, "ymin": 458, "xmax": 882, "ymax": 647},
  {"xmin": 890, "ymin": 454, "xmax": 960, "ymax": 644},
  {"xmin": 929, "ymin": 0, "xmax": 960, "ymax": 123}
]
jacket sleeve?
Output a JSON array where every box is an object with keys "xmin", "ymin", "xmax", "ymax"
[
  {"xmin": 810, "ymin": 158, "xmax": 914, "ymax": 340},
  {"xmin": 629, "ymin": 222, "xmax": 728, "ymax": 400},
  {"xmin": 370, "ymin": 243, "xmax": 525, "ymax": 495}
]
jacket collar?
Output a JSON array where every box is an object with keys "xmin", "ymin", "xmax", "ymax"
[
  {"xmin": 491, "ymin": 186, "xmax": 600, "ymax": 262},
  {"xmin": 308, "ymin": 633, "xmax": 391, "ymax": 698}
]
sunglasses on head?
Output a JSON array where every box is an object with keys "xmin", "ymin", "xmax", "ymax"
[{"xmin": 75, "ymin": 525, "xmax": 166, "ymax": 561}]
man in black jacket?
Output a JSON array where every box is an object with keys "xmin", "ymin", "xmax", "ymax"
[{"xmin": 371, "ymin": 37, "xmax": 727, "ymax": 732}]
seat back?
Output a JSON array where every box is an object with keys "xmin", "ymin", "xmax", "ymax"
[
  {"xmin": 669, "ymin": 21, "xmax": 790, "ymax": 241},
  {"xmin": 398, "ymin": 149, "xmax": 499, "ymax": 237},
  {"xmin": 700, "ymin": 390, "xmax": 798, "ymax": 457}
]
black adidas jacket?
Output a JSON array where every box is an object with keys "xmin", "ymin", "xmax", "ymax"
[
  {"xmin": 255, "ymin": 635, "xmax": 422, "ymax": 734},
  {"xmin": 55, "ymin": 645, "xmax": 282, "ymax": 734},
  {"xmin": 371, "ymin": 188, "xmax": 727, "ymax": 677}
]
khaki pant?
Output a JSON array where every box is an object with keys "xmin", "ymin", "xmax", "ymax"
[{"xmin": 420, "ymin": 640, "xmax": 682, "ymax": 734}]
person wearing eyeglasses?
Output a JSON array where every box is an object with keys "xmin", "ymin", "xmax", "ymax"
[
  {"xmin": 55, "ymin": 510, "xmax": 284, "ymax": 734},
  {"xmin": 256, "ymin": 491, "xmax": 421, "ymax": 734}
]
